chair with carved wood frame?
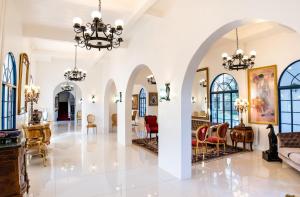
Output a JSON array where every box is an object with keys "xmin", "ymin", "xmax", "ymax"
[
  {"xmin": 192, "ymin": 125, "xmax": 209, "ymax": 159},
  {"xmin": 206, "ymin": 123, "xmax": 229, "ymax": 156},
  {"xmin": 112, "ymin": 113, "xmax": 117, "ymax": 128},
  {"xmin": 87, "ymin": 114, "xmax": 97, "ymax": 134}
]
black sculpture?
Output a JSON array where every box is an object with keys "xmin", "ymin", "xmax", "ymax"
[{"xmin": 262, "ymin": 124, "xmax": 281, "ymax": 162}]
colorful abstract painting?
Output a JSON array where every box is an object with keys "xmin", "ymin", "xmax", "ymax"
[{"xmin": 248, "ymin": 65, "xmax": 278, "ymax": 124}]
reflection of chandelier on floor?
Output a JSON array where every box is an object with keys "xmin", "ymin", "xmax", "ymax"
[
  {"xmin": 64, "ymin": 45, "xmax": 86, "ymax": 82},
  {"xmin": 222, "ymin": 28, "xmax": 256, "ymax": 71},
  {"xmin": 72, "ymin": 0, "xmax": 124, "ymax": 51},
  {"xmin": 61, "ymin": 81, "xmax": 74, "ymax": 92}
]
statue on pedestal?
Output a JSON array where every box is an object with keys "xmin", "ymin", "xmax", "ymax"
[{"xmin": 262, "ymin": 124, "xmax": 281, "ymax": 162}]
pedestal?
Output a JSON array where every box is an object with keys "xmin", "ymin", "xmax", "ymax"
[{"xmin": 262, "ymin": 150, "xmax": 282, "ymax": 162}]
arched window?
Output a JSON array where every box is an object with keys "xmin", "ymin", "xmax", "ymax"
[
  {"xmin": 279, "ymin": 60, "xmax": 300, "ymax": 133},
  {"xmin": 139, "ymin": 88, "xmax": 146, "ymax": 117},
  {"xmin": 1, "ymin": 52, "xmax": 17, "ymax": 130},
  {"xmin": 210, "ymin": 73, "xmax": 239, "ymax": 128}
]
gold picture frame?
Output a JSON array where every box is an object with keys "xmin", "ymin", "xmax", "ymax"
[
  {"xmin": 132, "ymin": 94, "xmax": 138, "ymax": 110},
  {"xmin": 148, "ymin": 92, "xmax": 158, "ymax": 106},
  {"xmin": 247, "ymin": 65, "xmax": 278, "ymax": 125},
  {"xmin": 17, "ymin": 53, "xmax": 30, "ymax": 115}
]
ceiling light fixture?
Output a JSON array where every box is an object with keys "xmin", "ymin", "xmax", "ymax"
[
  {"xmin": 147, "ymin": 75, "xmax": 156, "ymax": 85},
  {"xmin": 64, "ymin": 45, "xmax": 87, "ymax": 81},
  {"xmin": 72, "ymin": 0, "xmax": 124, "ymax": 51},
  {"xmin": 61, "ymin": 81, "xmax": 74, "ymax": 92},
  {"xmin": 222, "ymin": 28, "xmax": 256, "ymax": 71}
]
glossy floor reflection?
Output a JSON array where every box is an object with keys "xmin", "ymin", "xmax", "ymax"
[{"xmin": 27, "ymin": 122, "xmax": 300, "ymax": 197}]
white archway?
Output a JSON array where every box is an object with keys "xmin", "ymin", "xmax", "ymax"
[
  {"xmin": 104, "ymin": 79, "xmax": 117, "ymax": 133},
  {"xmin": 53, "ymin": 81, "xmax": 82, "ymax": 123},
  {"xmin": 180, "ymin": 19, "xmax": 298, "ymax": 178},
  {"xmin": 121, "ymin": 64, "xmax": 158, "ymax": 145}
]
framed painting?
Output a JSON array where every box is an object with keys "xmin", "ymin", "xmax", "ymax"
[
  {"xmin": 132, "ymin": 94, "xmax": 138, "ymax": 110},
  {"xmin": 149, "ymin": 92, "xmax": 158, "ymax": 106},
  {"xmin": 248, "ymin": 65, "xmax": 278, "ymax": 125}
]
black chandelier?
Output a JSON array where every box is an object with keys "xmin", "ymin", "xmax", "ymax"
[
  {"xmin": 61, "ymin": 81, "xmax": 74, "ymax": 92},
  {"xmin": 222, "ymin": 28, "xmax": 256, "ymax": 70},
  {"xmin": 64, "ymin": 45, "xmax": 87, "ymax": 81},
  {"xmin": 72, "ymin": 0, "xmax": 124, "ymax": 51}
]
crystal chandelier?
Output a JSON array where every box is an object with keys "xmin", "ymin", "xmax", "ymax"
[
  {"xmin": 72, "ymin": 0, "xmax": 124, "ymax": 51},
  {"xmin": 61, "ymin": 81, "xmax": 74, "ymax": 92},
  {"xmin": 222, "ymin": 28, "xmax": 256, "ymax": 71},
  {"xmin": 64, "ymin": 45, "xmax": 86, "ymax": 81}
]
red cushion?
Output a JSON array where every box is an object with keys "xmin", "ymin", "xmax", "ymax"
[
  {"xmin": 206, "ymin": 136, "xmax": 226, "ymax": 143},
  {"xmin": 192, "ymin": 139, "xmax": 197, "ymax": 146}
]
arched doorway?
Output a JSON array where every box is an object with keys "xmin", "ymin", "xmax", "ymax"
[
  {"xmin": 53, "ymin": 82, "xmax": 82, "ymax": 123},
  {"xmin": 104, "ymin": 79, "xmax": 118, "ymax": 133},
  {"xmin": 181, "ymin": 19, "xmax": 298, "ymax": 177},
  {"xmin": 125, "ymin": 65, "xmax": 159, "ymax": 153}
]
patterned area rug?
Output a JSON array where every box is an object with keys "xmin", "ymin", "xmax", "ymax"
[{"xmin": 132, "ymin": 138, "xmax": 247, "ymax": 164}]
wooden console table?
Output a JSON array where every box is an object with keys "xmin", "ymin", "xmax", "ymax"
[
  {"xmin": 0, "ymin": 140, "xmax": 29, "ymax": 196},
  {"xmin": 230, "ymin": 126, "xmax": 254, "ymax": 151}
]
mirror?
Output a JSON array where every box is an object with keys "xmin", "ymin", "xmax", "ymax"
[
  {"xmin": 17, "ymin": 53, "xmax": 29, "ymax": 115},
  {"xmin": 192, "ymin": 67, "xmax": 209, "ymax": 120}
]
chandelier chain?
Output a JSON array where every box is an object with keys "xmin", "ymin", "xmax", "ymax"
[
  {"xmin": 74, "ymin": 45, "xmax": 77, "ymax": 69},
  {"xmin": 98, "ymin": 0, "xmax": 101, "ymax": 12},
  {"xmin": 235, "ymin": 28, "xmax": 239, "ymax": 50}
]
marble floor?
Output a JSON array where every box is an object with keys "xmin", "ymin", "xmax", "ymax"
[{"xmin": 26, "ymin": 121, "xmax": 300, "ymax": 197}]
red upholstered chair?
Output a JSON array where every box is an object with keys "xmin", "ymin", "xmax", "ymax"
[
  {"xmin": 206, "ymin": 123, "xmax": 229, "ymax": 155},
  {"xmin": 144, "ymin": 115, "xmax": 158, "ymax": 140},
  {"xmin": 192, "ymin": 125, "xmax": 209, "ymax": 158}
]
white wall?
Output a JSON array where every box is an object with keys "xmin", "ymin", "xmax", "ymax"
[{"xmin": 31, "ymin": 0, "xmax": 300, "ymax": 179}]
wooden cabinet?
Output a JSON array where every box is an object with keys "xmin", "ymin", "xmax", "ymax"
[
  {"xmin": 230, "ymin": 126, "xmax": 254, "ymax": 151},
  {"xmin": 0, "ymin": 141, "xmax": 29, "ymax": 197}
]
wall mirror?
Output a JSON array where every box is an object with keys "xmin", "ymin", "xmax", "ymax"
[
  {"xmin": 192, "ymin": 67, "xmax": 209, "ymax": 120},
  {"xmin": 17, "ymin": 53, "xmax": 29, "ymax": 115}
]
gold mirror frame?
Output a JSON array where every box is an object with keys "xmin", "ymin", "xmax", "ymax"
[
  {"xmin": 17, "ymin": 53, "xmax": 29, "ymax": 115},
  {"xmin": 192, "ymin": 67, "xmax": 209, "ymax": 120}
]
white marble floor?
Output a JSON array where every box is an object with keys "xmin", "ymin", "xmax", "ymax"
[{"xmin": 26, "ymin": 121, "xmax": 300, "ymax": 197}]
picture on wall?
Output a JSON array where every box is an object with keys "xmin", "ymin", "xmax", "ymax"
[
  {"xmin": 132, "ymin": 94, "xmax": 138, "ymax": 110},
  {"xmin": 248, "ymin": 65, "xmax": 278, "ymax": 124},
  {"xmin": 149, "ymin": 92, "xmax": 158, "ymax": 106}
]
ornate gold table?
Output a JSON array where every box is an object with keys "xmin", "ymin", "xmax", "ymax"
[{"xmin": 22, "ymin": 122, "xmax": 52, "ymax": 166}]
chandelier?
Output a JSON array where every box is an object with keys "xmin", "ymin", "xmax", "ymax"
[
  {"xmin": 64, "ymin": 45, "xmax": 86, "ymax": 81},
  {"xmin": 222, "ymin": 28, "xmax": 256, "ymax": 70},
  {"xmin": 72, "ymin": 0, "xmax": 124, "ymax": 51},
  {"xmin": 61, "ymin": 81, "xmax": 74, "ymax": 92},
  {"xmin": 147, "ymin": 75, "xmax": 156, "ymax": 85}
]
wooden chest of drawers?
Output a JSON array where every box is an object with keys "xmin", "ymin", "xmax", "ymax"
[{"xmin": 0, "ymin": 141, "xmax": 29, "ymax": 197}]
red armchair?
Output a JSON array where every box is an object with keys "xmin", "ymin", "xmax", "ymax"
[
  {"xmin": 144, "ymin": 115, "xmax": 158, "ymax": 141},
  {"xmin": 192, "ymin": 125, "xmax": 209, "ymax": 158},
  {"xmin": 206, "ymin": 123, "xmax": 229, "ymax": 155}
]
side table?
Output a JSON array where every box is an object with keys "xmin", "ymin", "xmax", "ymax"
[{"xmin": 230, "ymin": 126, "xmax": 254, "ymax": 151}]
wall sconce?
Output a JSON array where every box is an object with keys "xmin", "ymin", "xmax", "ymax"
[
  {"xmin": 159, "ymin": 83, "xmax": 170, "ymax": 102},
  {"xmin": 79, "ymin": 98, "xmax": 83, "ymax": 104},
  {"xmin": 146, "ymin": 74, "xmax": 156, "ymax": 85},
  {"xmin": 114, "ymin": 92, "xmax": 122, "ymax": 103},
  {"xmin": 199, "ymin": 79, "xmax": 207, "ymax": 87},
  {"xmin": 91, "ymin": 95, "xmax": 96, "ymax": 103},
  {"xmin": 191, "ymin": 96, "xmax": 197, "ymax": 104}
]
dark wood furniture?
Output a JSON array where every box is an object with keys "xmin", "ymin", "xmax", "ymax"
[
  {"xmin": 230, "ymin": 126, "xmax": 254, "ymax": 151},
  {"xmin": 0, "ymin": 140, "xmax": 29, "ymax": 197}
]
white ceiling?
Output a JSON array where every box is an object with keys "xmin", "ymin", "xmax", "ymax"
[
  {"xmin": 20, "ymin": 0, "xmax": 160, "ymax": 66},
  {"xmin": 19, "ymin": 1, "xmax": 296, "ymax": 68},
  {"xmin": 222, "ymin": 22, "xmax": 295, "ymax": 42}
]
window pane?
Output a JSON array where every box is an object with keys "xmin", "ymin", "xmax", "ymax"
[
  {"xmin": 280, "ymin": 89, "xmax": 291, "ymax": 100},
  {"xmin": 293, "ymin": 101, "xmax": 300, "ymax": 112},
  {"xmin": 292, "ymin": 113, "xmax": 300, "ymax": 122},
  {"xmin": 281, "ymin": 101, "xmax": 291, "ymax": 112},
  {"xmin": 224, "ymin": 102, "xmax": 231, "ymax": 110},
  {"xmin": 281, "ymin": 112, "xmax": 291, "ymax": 124},
  {"xmin": 280, "ymin": 72, "xmax": 293, "ymax": 86},
  {"xmin": 292, "ymin": 89, "xmax": 300, "ymax": 100},
  {"xmin": 224, "ymin": 93, "xmax": 231, "ymax": 101},
  {"xmin": 232, "ymin": 93, "xmax": 238, "ymax": 102},
  {"xmin": 293, "ymin": 124, "xmax": 300, "ymax": 132},
  {"xmin": 211, "ymin": 94, "xmax": 217, "ymax": 102},
  {"xmin": 224, "ymin": 111, "xmax": 231, "ymax": 119},
  {"xmin": 281, "ymin": 124, "xmax": 291, "ymax": 133}
]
